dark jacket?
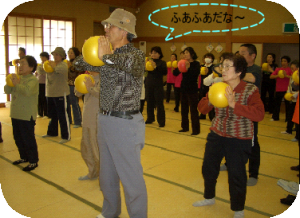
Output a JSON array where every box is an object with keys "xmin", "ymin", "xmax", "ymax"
[{"xmin": 181, "ymin": 61, "xmax": 200, "ymax": 94}]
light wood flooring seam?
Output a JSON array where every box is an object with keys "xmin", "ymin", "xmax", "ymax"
[
  {"xmin": 0, "ymin": 152, "xmax": 274, "ymax": 218},
  {"xmin": 144, "ymin": 125, "xmax": 299, "ymax": 159},
  {"xmin": 0, "ymin": 154, "xmax": 103, "ymax": 213},
  {"xmin": 1, "ymin": 121, "xmax": 297, "ymax": 177}
]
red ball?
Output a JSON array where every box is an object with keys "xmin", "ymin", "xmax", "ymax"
[{"xmin": 178, "ymin": 59, "xmax": 188, "ymax": 73}]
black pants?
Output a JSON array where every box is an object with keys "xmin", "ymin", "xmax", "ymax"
[
  {"xmin": 272, "ymin": 91, "xmax": 288, "ymax": 121},
  {"xmin": 38, "ymin": 84, "xmax": 47, "ymax": 117},
  {"xmin": 146, "ymin": 85, "xmax": 165, "ymax": 126},
  {"xmin": 261, "ymin": 80, "xmax": 276, "ymax": 113},
  {"xmin": 248, "ymin": 122, "xmax": 260, "ymax": 179},
  {"xmin": 181, "ymin": 92, "xmax": 200, "ymax": 134},
  {"xmin": 202, "ymin": 131, "xmax": 251, "ymax": 211},
  {"xmin": 295, "ymin": 124, "xmax": 299, "ymax": 140},
  {"xmin": 11, "ymin": 118, "xmax": 39, "ymax": 163},
  {"xmin": 47, "ymin": 96, "xmax": 71, "ymax": 140},
  {"xmin": 286, "ymin": 102, "xmax": 296, "ymax": 133},
  {"xmin": 166, "ymin": 83, "xmax": 174, "ymax": 102},
  {"xmin": 174, "ymin": 87, "xmax": 181, "ymax": 111},
  {"xmin": 140, "ymin": 99, "xmax": 145, "ymax": 113}
]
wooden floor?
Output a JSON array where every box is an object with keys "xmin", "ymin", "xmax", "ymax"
[{"xmin": 0, "ymin": 100, "xmax": 299, "ymax": 218}]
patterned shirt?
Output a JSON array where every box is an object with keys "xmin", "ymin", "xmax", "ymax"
[
  {"xmin": 74, "ymin": 43, "xmax": 145, "ymax": 112},
  {"xmin": 198, "ymin": 81, "xmax": 265, "ymax": 140}
]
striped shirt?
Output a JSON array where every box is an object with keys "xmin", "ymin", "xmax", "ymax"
[
  {"xmin": 198, "ymin": 81, "xmax": 265, "ymax": 140},
  {"xmin": 74, "ymin": 43, "xmax": 145, "ymax": 112}
]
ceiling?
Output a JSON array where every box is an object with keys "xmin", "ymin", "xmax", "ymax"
[{"xmin": 84, "ymin": 0, "xmax": 148, "ymax": 9}]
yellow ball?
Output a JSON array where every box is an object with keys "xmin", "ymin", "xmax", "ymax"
[
  {"xmin": 172, "ymin": 60, "xmax": 178, "ymax": 68},
  {"xmin": 43, "ymin": 61, "xmax": 54, "ymax": 73},
  {"xmin": 201, "ymin": 67, "xmax": 207, "ymax": 75},
  {"xmin": 167, "ymin": 61, "xmax": 172, "ymax": 68},
  {"xmin": 6, "ymin": 74, "xmax": 20, "ymax": 87},
  {"xmin": 12, "ymin": 59, "xmax": 18, "ymax": 66},
  {"xmin": 82, "ymin": 36, "xmax": 113, "ymax": 67},
  {"xmin": 74, "ymin": 74, "xmax": 95, "ymax": 94},
  {"xmin": 213, "ymin": 72, "xmax": 219, "ymax": 77},
  {"xmin": 146, "ymin": 61, "xmax": 154, "ymax": 71},
  {"xmin": 292, "ymin": 71, "xmax": 299, "ymax": 84},
  {"xmin": 278, "ymin": 70, "xmax": 285, "ymax": 78},
  {"xmin": 208, "ymin": 82, "xmax": 230, "ymax": 108},
  {"xmin": 284, "ymin": 93, "xmax": 293, "ymax": 101},
  {"xmin": 262, "ymin": 63, "xmax": 268, "ymax": 71}
]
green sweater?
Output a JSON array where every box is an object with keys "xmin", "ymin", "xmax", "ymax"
[{"xmin": 4, "ymin": 74, "xmax": 39, "ymax": 121}]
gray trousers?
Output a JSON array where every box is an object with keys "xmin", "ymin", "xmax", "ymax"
[
  {"xmin": 81, "ymin": 127, "xmax": 99, "ymax": 179},
  {"xmin": 97, "ymin": 113, "xmax": 148, "ymax": 218}
]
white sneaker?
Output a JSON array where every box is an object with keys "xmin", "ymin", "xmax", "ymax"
[
  {"xmin": 277, "ymin": 179, "xmax": 299, "ymax": 195},
  {"xmin": 234, "ymin": 210, "xmax": 244, "ymax": 218},
  {"xmin": 291, "ymin": 138, "xmax": 298, "ymax": 142},
  {"xmin": 96, "ymin": 214, "xmax": 105, "ymax": 218},
  {"xmin": 281, "ymin": 131, "xmax": 291, "ymax": 134},
  {"xmin": 193, "ymin": 198, "xmax": 215, "ymax": 207},
  {"xmin": 42, "ymin": 135, "xmax": 56, "ymax": 138},
  {"xmin": 270, "ymin": 119, "xmax": 274, "ymax": 121},
  {"xmin": 247, "ymin": 177, "xmax": 258, "ymax": 186},
  {"xmin": 59, "ymin": 139, "xmax": 70, "ymax": 144},
  {"xmin": 37, "ymin": 115, "xmax": 42, "ymax": 118}
]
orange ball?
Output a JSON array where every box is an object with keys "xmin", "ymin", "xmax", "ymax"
[
  {"xmin": 278, "ymin": 70, "xmax": 285, "ymax": 78},
  {"xmin": 6, "ymin": 74, "xmax": 20, "ymax": 87},
  {"xmin": 74, "ymin": 74, "xmax": 95, "ymax": 94},
  {"xmin": 43, "ymin": 61, "xmax": 54, "ymax": 73},
  {"xmin": 208, "ymin": 82, "xmax": 230, "ymax": 108},
  {"xmin": 178, "ymin": 59, "xmax": 187, "ymax": 73}
]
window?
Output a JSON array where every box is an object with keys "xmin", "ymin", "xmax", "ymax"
[
  {"xmin": 0, "ymin": 25, "xmax": 6, "ymax": 103},
  {"xmin": 1, "ymin": 15, "xmax": 74, "ymax": 103},
  {"xmin": 43, "ymin": 19, "xmax": 73, "ymax": 59},
  {"xmin": 8, "ymin": 16, "xmax": 43, "ymax": 72},
  {"xmin": 7, "ymin": 15, "xmax": 73, "ymax": 66}
]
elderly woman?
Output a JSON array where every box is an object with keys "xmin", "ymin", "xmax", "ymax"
[
  {"xmin": 42, "ymin": 47, "xmax": 71, "ymax": 144},
  {"xmin": 194, "ymin": 54, "xmax": 264, "ymax": 218},
  {"xmin": 67, "ymin": 47, "xmax": 83, "ymax": 128},
  {"xmin": 145, "ymin": 46, "xmax": 167, "ymax": 127},
  {"xmin": 178, "ymin": 47, "xmax": 200, "ymax": 135},
  {"xmin": 4, "ymin": 56, "xmax": 39, "ymax": 171}
]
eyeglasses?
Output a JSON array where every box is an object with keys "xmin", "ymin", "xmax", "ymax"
[
  {"xmin": 104, "ymin": 23, "xmax": 114, "ymax": 29},
  {"xmin": 221, "ymin": 64, "xmax": 234, "ymax": 71}
]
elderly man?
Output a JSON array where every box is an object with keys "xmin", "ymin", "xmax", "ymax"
[
  {"xmin": 42, "ymin": 47, "xmax": 71, "ymax": 144},
  {"xmin": 75, "ymin": 9, "xmax": 147, "ymax": 218}
]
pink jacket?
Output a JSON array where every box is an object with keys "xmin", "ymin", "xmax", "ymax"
[
  {"xmin": 167, "ymin": 68, "xmax": 176, "ymax": 83},
  {"xmin": 271, "ymin": 67, "xmax": 293, "ymax": 92},
  {"xmin": 174, "ymin": 71, "xmax": 182, "ymax": 88}
]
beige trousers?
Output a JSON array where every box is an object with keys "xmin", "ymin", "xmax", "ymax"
[{"xmin": 81, "ymin": 127, "xmax": 100, "ymax": 179}]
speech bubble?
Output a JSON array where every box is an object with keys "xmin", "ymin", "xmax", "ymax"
[{"xmin": 148, "ymin": 3, "xmax": 265, "ymax": 41}]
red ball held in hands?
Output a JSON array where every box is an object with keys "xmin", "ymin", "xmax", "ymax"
[{"xmin": 178, "ymin": 59, "xmax": 188, "ymax": 73}]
